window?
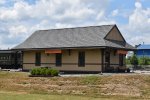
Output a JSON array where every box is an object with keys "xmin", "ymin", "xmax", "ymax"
[
  {"xmin": 35, "ymin": 52, "xmax": 41, "ymax": 66},
  {"xmin": 78, "ymin": 51, "xmax": 85, "ymax": 67},
  {"xmin": 105, "ymin": 51, "xmax": 110, "ymax": 68},
  {"xmin": 56, "ymin": 54, "xmax": 62, "ymax": 66}
]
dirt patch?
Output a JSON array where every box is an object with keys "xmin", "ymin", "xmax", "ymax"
[
  {"xmin": 101, "ymin": 84, "xmax": 141, "ymax": 96},
  {"xmin": 0, "ymin": 91, "xmax": 27, "ymax": 95},
  {"xmin": 0, "ymin": 72, "xmax": 150, "ymax": 99}
]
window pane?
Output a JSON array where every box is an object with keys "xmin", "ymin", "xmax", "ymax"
[
  {"xmin": 119, "ymin": 54, "xmax": 124, "ymax": 66},
  {"xmin": 35, "ymin": 52, "xmax": 41, "ymax": 66},
  {"xmin": 56, "ymin": 54, "xmax": 62, "ymax": 67},
  {"xmin": 78, "ymin": 51, "xmax": 85, "ymax": 67}
]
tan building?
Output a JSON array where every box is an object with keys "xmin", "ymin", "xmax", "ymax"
[{"xmin": 13, "ymin": 25, "xmax": 135, "ymax": 73}]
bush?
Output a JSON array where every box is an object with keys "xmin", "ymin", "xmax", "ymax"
[
  {"xmin": 46, "ymin": 69, "xmax": 52, "ymax": 76},
  {"xmin": 139, "ymin": 57, "xmax": 150, "ymax": 65},
  {"xmin": 35, "ymin": 68, "xmax": 41, "ymax": 75},
  {"xmin": 30, "ymin": 68, "xmax": 59, "ymax": 76},
  {"xmin": 51, "ymin": 69, "xmax": 59, "ymax": 76},
  {"xmin": 31, "ymin": 68, "xmax": 36, "ymax": 75},
  {"xmin": 130, "ymin": 55, "xmax": 138, "ymax": 66},
  {"xmin": 126, "ymin": 57, "xmax": 131, "ymax": 65},
  {"xmin": 40, "ymin": 68, "xmax": 47, "ymax": 75},
  {"xmin": 31, "ymin": 68, "xmax": 41, "ymax": 75}
]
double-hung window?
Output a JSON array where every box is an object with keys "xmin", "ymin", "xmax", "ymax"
[{"xmin": 78, "ymin": 51, "xmax": 85, "ymax": 67}]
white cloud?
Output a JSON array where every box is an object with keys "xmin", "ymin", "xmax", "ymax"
[
  {"xmin": 4, "ymin": 0, "xmax": 150, "ymax": 49},
  {"xmin": 0, "ymin": 0, "xmax": 115, "ymax": 49},
  {"xmin": 8, "ymin": 25, "xmax": 27, "ymax": 38},
  {"xmin": 111, "ymin": 9, "xmax": 119, "ymax": 16},
  {"xmin": 54, "ymin": 7, "xmax": 95, "ymax": 21},
  {"xmin": 0, "ymin": 9, "xmax": 18, "ymax": 20},
  {"xmin": 96, "ymin": 11, "xmax": 105, "ymax": 20},
  {"xmin": 96, "ymin": 10, "xmax": 116, "ymax": 25},
  {"xmin": 0, "ymin": 0, "xmax": 6, "ymax": 4},
  {"xmin": 55, "ymin": 23, "xmax": 73, "ymax": 29},
  {"xmin": 135, "ymin": 1, "xmax": 142, "ymax": 8},
  {"xmin": 120, "ymin": 1, "xmax": 150, "ymax": 46}
]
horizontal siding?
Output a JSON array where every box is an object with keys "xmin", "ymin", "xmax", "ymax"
[{"xmin": 23, "ymin": 49, "xmax": 102, "ymax": 72}]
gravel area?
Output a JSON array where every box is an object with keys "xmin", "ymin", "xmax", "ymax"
[{"xmin": 134, "ymin": 70, "xmax": 150, "ymax": 75}]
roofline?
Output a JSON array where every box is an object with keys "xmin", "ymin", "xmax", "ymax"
[
  {"xmin": 12, "ymin": 46, "xmax": 136, "ymax": 51},
  {"xmin": 37, "ymin": 24, "xmax": 116, "ymax": 32},
  {"xmin": 0, "ymin": 50, "xmax": 19, "ymax": 53},
  {"xmin": 0, "ymin": 50, "xmax": 13, "ymax": 51},
  {"xmin": 104, "ymin": 25, "xmax": 126, "ymax": 42}
]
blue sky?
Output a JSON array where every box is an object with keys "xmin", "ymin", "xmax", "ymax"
[{"xmin": 0, "ymin": 0, "xmax": 150, "ymax": 49}]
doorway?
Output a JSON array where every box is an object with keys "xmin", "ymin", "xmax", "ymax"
[
  {"xmin": 105, "ymin": 51, "xmax": 110, "ymax": 69},
  {"xmin": 119, "ymin": 54, "xmax": 124, "ymax": 66}
]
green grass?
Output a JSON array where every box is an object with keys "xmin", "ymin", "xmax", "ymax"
[
  {"xmin": 82, "ymin": 76, "xmax": 100, "ymax": 85},
  {"xmin": 0, "ymin": 92, "xmax": 98, "ymax": 100},
  {"xmin": 0, "ymin": 92, "xmax": 143, "ymax": 100}
]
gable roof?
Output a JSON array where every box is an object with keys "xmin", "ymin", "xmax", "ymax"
[
  {"xmin": 104, "ymin": 25, "xmax": 126, "ymax": 42},
  {"xmin": 13, "ymin": 24, "xmax": 135, "ymax": 50},
  {"xmin": 137, "ymin": 44, "xmax": 150, "ymax": 49}
]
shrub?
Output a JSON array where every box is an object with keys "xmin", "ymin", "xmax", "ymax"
[
  {"xmin": 40, "ymin": 68, "xmax": 47, "ymax": 75},
  {"xmin": 130, "ymin": 55, "xmax": 138, "ymax": 66},
  {"xmin": 35, "ymin": 68, "xmax": 41, "ymax": 75},
  {"xmin": 126, "ymin": 57, "xmax": 131, "ymax": 65},
  {"xmin": 139, "ymin": 57, "xmax": 150, "ymax": 65},
  {"xmin": 46, "ymin": 69, "xmax": 52, "ymax": 76},
  {"xmin": 30, "ymin": 68, "xmax": 59, "ymax": 76},
  {"xmin": 31, "ymin": 68, "xmax": 36, "ymax": 75},
  {"xmin": 51, "ymin": 69, "xmax": 59, "ymax": 76},
  {"xmin": 31, "ymin": 68, "xmax": 41, "ymax": 75}
]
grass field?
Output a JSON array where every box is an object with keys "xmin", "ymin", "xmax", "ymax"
[
  {"xmin": 0, "ymin": 92, "xmax": 104, "ymax": 100},
  {"xmin": 0, "ymin": 92, "xmax": 144, "ymax": 100},
  {"xmin": 0, "ymin": 71, "xmax": 150, "ymax": 100}
]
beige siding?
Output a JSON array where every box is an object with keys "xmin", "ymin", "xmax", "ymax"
[
  {"xmin": 62, "ymin": 50, "xmax": 77, "ymax": 63},
  {"xmin": 23, "ymin": 49, "xmax": 102, "ymax": 72},
  {"xmin": 109, "ymin": 50, "xmax": 125, "ymax": 66},
  {"xmin": 110, "ymin": 50, "xmax": 119, "ymax": 65},
  {"xmin": 23, "ymin": 51, "xmax": 35, "ymax": 63},
  {"xmin": 105, "ymin": 27, "xmax": 124, "ymax": 42}
]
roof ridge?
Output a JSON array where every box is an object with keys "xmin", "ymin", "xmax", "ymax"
[{"xmin": 37, "ymin": 24, "xmax": 116, "ymax": 32}]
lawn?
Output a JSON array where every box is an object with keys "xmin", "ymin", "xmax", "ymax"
[
  {"xmin": 0, "ymin": 92, "xmax": 143, "ymax": 100},
  {"xmin": 0, "ymin": 92, "xmax": 102, "ymax": 100},
  {"xmin": 0, "ymin": 71, "xmax": 150, "ymax": 100}
]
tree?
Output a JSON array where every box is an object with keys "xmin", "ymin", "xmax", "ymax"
[
  {"xmin": 126, "ymin": 57, "xmax": 131, "ymax": 65},
  {"xmin": 130, "ymin": 55, "xmax": 138, "ymax": 67},
  {"xmin": 139, "ymin": 57, "xmax": 150, "ymax": 65}
]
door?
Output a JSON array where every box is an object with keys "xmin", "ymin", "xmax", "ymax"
[
  {"xmin": 35, "ymin": 52, "xmax": 41, "ymax": 66},
  {"xmin": 56, "ymin": 53, "xmax": 62, "ymax": 67},
  {"xmin": 105, "ymin": 51, "xmax": 110, "ymax": 69},
  {"xmin": 78, "ymin": 51, "xmax": 85, "ymax": 67},
  {"xmin": 119, "ymin": 54, "xmax": 124, "ymax": 66}
]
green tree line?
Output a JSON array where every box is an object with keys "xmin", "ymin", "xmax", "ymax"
[{"xmin": 126, "ymin": 55, "xmax": 150, "ymax": 65}]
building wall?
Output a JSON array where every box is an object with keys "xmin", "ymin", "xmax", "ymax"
[
  {"xmin": 109, "ymin": 50, "xmax": 125, "ymax": 66},
  {"xmin": 110, "ymin": 50, "xmax": 119, "ymax": 65},
  {"xmin": 136, "ymin": 49, "xmax": 150, "ymax": 57},
  {"xmin": 105, "ymin": 27, "xmax": 124, "ymax": 42},
  {"xmin": 23, "ymin": 49, "xmax": 102, "ymax": 72}
]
